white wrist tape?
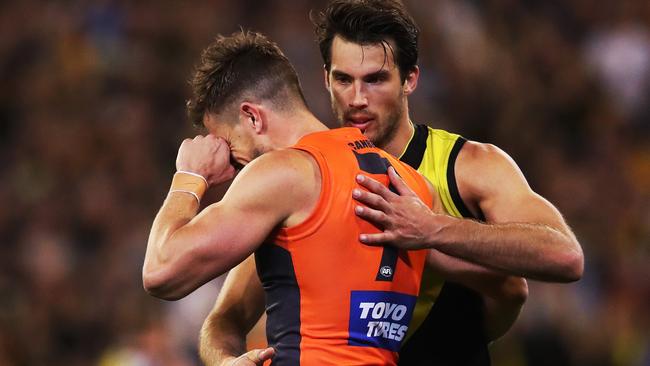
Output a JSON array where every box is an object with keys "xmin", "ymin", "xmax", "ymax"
[{"xmin": 168, "ymin": 171, "xmax": 208, "ymax": 204}]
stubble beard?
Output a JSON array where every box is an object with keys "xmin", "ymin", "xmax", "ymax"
[
  {"xmin": 333, "ymin": 97, "xmax": 404, "ymax": 150},
  {"xmin": 372, "ymin": 102, "xmax": 403, "ymax": 150}
]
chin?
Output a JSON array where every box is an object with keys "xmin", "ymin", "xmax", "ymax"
[{"xmin": 360, "ymin": 129, "xmax": 376, "ymax": 141}]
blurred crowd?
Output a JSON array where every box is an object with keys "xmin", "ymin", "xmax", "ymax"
[{"xmin": 0, "ymin": 0, "xmax": 648, "ymax": 365}]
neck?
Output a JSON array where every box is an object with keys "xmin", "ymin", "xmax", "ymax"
[
  {"xmin": 382, "ymin": 108, "xmax": 415, "ymax": 158},
  {"xmin": 271, "ymin": 108, "xmax": 329, "ymax": 149}
]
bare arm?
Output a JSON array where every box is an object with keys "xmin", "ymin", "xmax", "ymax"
[
  {"xmin": 353, "ymin": 142, "xmax": 584, "ymax": 282},
  {"xmin": 200, "ymin": 256, "xmax": 273, "ymax": 366},
  {"xmin": 435, "ymin": 142, "xmax": 583, "ymax": 282},
  {"xmin": 426, "ymin": 250, "xmax": 527, "ymax": 341},
  {"xmin": 143, "ymin": 136, "xmax": 315, "ymax": 300}
]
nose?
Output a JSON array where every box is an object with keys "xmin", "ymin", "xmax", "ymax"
[{"xmin": 349, "ymin": 81, "xmax": 368, "ymax": 109}]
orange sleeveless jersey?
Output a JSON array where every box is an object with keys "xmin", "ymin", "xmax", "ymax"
[{"xmin": 254, "ymin": 128, "xmax": 432, "ymax": 365}]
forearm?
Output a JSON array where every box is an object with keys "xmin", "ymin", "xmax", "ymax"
[
  {"xmin": 143, "ymin": 192, "xmax": 201, "ymax": 298},
  {"xmin": 428, "ymin": 250, "xmax": 526, "ymax": 301},
  {"xmin": 199, "ymin": 257, "xmax": 267, "ymax": 365},
  {"xmin": 147, "ymin": 193, "xmax": 199, "ymax": 264},
  {"xmin": 428, "ymin": 250, "xmax": 527, "ymax": 341},
  {"xmin": 199, "ymin": 313, "xmax": 247, "ymax": 366},
  {"xmin": 430, "ymin": 216, "xmax": 582, "ymax": 282}
]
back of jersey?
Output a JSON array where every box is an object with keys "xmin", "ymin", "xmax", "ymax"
[{"xmin": 255, "ymin": 127, "xmax": 432, "ymax": 365}]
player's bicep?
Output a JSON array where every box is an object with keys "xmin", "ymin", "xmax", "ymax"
[
  {"xmin": 172, "ymin": 159, "xmax": 297, "ymax": 276},
  {"xmin": 178, "ymin": 203, "xmax": 274, "ymax": 273},
  {"xmin": 461, "ymin": 142, "xmax": 572, "ymax": 233},
  {"xmin": 482, "ymin": 176, "xmax": 573, "ymax": 239}
]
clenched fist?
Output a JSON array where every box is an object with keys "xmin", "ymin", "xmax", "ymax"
[{"xmin": 176, "ymin": 134, "xmax": 237, "ymax": 186}]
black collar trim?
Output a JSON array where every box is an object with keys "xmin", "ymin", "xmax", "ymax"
[{"xmin": 399, "ymin": 124, "xmax": 428, "ymax": 169}]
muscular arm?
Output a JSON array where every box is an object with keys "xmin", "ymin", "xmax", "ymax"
[
  {"xmin": 200, "ymin": 256, "xmax": 268, "ymax": 365},
  {"xmin": 143, "ymin": 147, "xmax": 317, "ymax": 300},
  {"xmin": 354, "ymin": 142, "xmax": 584, "ymax": 282},
  {"xmin": 434, "ymin": 142, "xmax": 583, "ymax": 282}
]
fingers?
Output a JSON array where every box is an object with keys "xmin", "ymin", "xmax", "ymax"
[
  {"xmin": 186, "ymin": 134, "xmax": 228, "ymax": 147},
  {"xmin": 356, "ymin": 174, "xmax": 397, "ymax": 201},
  {"xmin": 387, "ymin": 167, "xmax": 417, "ymax": 197},
  {"xmin": 177, "ymin": 134, "xmax": 236, "ymax": 185},
  {"xmin": 359, "ymin": 232, "xmax": 394, "ymax": 245},
  {"xmin": 255, "ymin": 347, "xmax": 275, "ymax": 362},
  {"xmin": 236, "ymin": 347, "xmax": 274, "ymax": 365},
  {"xmin": 352, "ymin": 188, "xmax": 389, "ymax": 211},
  {"xmin": 354, "ymin": 204, "xmax": 389, "ymax": 227}
]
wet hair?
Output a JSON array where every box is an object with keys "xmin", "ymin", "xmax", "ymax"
[
  {"xmin": 187, "ymin": 30, "xmax": 307, "ymax": 128},
  {"xmin": 313, "ymin": 0, "xmax": 419, "ymax": 81}
]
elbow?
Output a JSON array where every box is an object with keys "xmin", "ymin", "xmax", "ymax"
[
  {"xmin": 483, "ymin": 276, "xmax": 528, "ymax": 342},
  {"xmin": 561, "ymin": 249, "xmax": 584, "ymax": 283},
  {"xmin": 546, "ymin": 248, "xmax": 584, "ymax": 283},
  {"xmin": 503, "ymin": 276, "xmax": 528, "ymax": 306},
  {"xmin": 488, "ymin": 276, "xmax": 528, "ymax": 306},
  {"xmin": 142, "ymin": 268, "xmax": 186, "ymax": 301}
]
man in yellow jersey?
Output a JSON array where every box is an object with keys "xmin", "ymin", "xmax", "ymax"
[{"xmin": 199, "ymin": 1, "xmax": 584, "ymax": 366}]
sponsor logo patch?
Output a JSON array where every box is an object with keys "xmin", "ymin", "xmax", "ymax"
[
  {"xmin": 379, "ymin": 266, "xmax": 393, "ymax": 278},
  {"xmin": 348, "ymin": 290, "xmax": 417, "ymax": 351}
]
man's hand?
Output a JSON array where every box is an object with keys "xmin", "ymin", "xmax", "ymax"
[
  {"xmin": 221, "ymin": 348, "xmax": 275, "ymax": 366},
  {"xmin": 353, "ymin": 166, "xmax": 446, "ymax": 249},
  {"xmin": 176, "ymin": 134, "xmax": 236, "ymax": 186}
]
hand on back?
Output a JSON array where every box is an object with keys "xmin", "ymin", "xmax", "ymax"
[{"xmin": 353, "ymin": 166, "xmax": 445, "ymax": 249}]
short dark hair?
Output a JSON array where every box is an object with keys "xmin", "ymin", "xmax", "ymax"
[
  {"xmin": 313, "ymin": 0, "xmax": 419, "ymax": 82},
  {"xmin": 187, "ymin": 30, "xmax": 307, "ymax": 128}
]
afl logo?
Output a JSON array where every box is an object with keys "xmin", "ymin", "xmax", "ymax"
[{"xmin": 380, "ymin": 266, "xmax": 393, "ymax": 277}]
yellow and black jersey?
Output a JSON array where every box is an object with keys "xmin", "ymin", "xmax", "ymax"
[{"xmin": 397, "ymin": 124, "xmax": 490, "ymax": 366}]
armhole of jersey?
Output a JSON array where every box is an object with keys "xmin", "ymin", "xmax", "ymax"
[
  {"xmin": 420, "ymin": 173, "xmax": 435, "ymax": 211},
  {"xmin": 399, "ymin": 124, "xmax": 429, "ymax": 169},
  {"xmin": 276, "ymin": 146, "xmax": 332, "ymax": 241},
  {"xmin": 446, "ymin": 137, "xmax": 476, "ymax": 219}
]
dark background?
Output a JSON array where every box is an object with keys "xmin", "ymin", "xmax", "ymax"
[{"xmin": 0, "ymin": 0, "xmax": 648, "ymax": 365}]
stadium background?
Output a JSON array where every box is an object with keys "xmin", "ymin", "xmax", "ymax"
[{"xmin": 0, "ymin": 0, "xmax": 648, "ymax": 365}]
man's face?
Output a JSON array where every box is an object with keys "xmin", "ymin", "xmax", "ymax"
[
  {"xmin": 326, "ymin": 36, "xmax": 407, "ymax": 149},
  {"xmin": 204, "ymin": 113, "xmax": 263, "ymax": 169}
]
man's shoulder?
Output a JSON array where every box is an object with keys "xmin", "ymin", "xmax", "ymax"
[
  {"xmin": 228, "ymin": 150, "xmax": 319, "ymax": 202},
  {"xmin": 455, "ymin": 140, "xmax": 524, "ymax": 202},
  {"xmin": 457, "ymin": 140, "xmax": 513, "ymax": 167},
  {"xmin": 223, "ymin": 149, "xmax": 320, "ymax": 217},
  {"xmin": 242, "ymin": 149, "xmax": 318, "ymax": 182},
  {"xmin": 416, "ymin": 124, "xmax": 506, "ymax": 165}
]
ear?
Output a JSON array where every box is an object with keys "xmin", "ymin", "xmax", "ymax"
[
  {"xmin": 323, "ymin": 65, "xmax": 331, "ymax": 92},
  {"xmin": 239, "ymin": 102, "xmax": 264, "ymax": 134},
  {"xmin": 403, "ymin": 66, "xmax": 419, "ymax": 96}
]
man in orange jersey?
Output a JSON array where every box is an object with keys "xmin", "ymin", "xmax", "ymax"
[
  {"xmin": 199, "ymin": 1, "xmax": 583, "ymax": 366},
  {"xmin": 143, "ymin": 30, "xmax": 448, "ymax": 365}
]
